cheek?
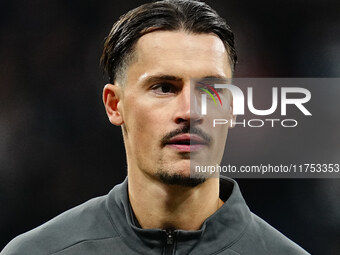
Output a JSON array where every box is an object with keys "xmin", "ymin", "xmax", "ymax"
[
  {"xmin": 124, "ymin": 97, "xmax": 164, "ymax": 140},
  {"xmin": 126, "ymin": 101, "xmax": 150, "ymax": 132}
]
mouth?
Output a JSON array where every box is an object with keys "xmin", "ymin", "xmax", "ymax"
[{"xmin": 165, "ymin": 134, "xmax": 208, "ymax": 153}]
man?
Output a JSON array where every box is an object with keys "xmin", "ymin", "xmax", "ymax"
[{"xmin": 2, "ymin": 0, "xmax": 309, "ymax": 254}]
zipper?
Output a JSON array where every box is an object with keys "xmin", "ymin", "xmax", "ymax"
[{"xmin": 163, "ymin": 229, "xmax": 177, "ymax": 255}]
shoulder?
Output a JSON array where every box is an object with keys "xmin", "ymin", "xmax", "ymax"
[
  {"xmin": 231, "ymin": 213, "xmax": 310, "ymax": 255},
  {"xmin": 1, "ymin": 194, "xmax": 118, "ymax": 255}
]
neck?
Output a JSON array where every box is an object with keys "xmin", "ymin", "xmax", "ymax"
[{"xmin": 128, "ymin": 170, "xmax": 223, "ymax": 231}]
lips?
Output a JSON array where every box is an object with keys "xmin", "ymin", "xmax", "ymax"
[{"xmin": 165, "ymin": 134, "xmax": 208, "ymax": 152}]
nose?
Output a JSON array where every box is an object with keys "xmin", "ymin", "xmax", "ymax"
[{"xmin": 174, "ymin": 83, "xmax": 203, "ymax": 125}]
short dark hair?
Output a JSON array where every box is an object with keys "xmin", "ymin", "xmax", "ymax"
[{"xmin": 101, "ymin": 0, "xmax": 237, "ymax": 84}]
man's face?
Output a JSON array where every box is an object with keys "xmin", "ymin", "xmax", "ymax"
[{"xmin": 113, "ymin": 31, "xmax": 233, "ymax": 182}]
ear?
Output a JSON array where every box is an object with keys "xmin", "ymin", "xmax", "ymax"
[{"xmin": 103, "ymin": 84, "xmax": 124, "ymax": 126}]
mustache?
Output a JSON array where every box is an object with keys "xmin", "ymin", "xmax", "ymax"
[{"xmin": 161, "ymin": 125, "xmax": 212, "ymax": 147}]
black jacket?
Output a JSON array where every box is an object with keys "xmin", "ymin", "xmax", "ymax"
[{"xmin": 1, "ymin": 177, "xmax": 309, "ymax": 254}]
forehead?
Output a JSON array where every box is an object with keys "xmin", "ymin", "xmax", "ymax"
[
  {"xmin": 125, "ymin": 30, "xmax": 232, "ymax": 85},
  {"xmin": 138, "ymin": 30, "xmax": 227, "ymax": 54}
]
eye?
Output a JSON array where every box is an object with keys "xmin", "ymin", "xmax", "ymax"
[
  {"xmin": 214, "ymin": 88, "xmax": 224, "ymax": 94},
  {"xmin": 197, "ymin": 86, "xmax": 223, "ymax": 97},
  {"xmin": 151, "ymin": 83, "xmax": 176, "ymax": 95},
  {"xmin": 196, "ymin": 80, "xmax": 226, "ymax": 96}
]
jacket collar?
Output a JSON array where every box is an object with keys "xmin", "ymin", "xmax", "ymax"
[{"xmin": 106, "ymin": 176, "xmax": 251, "ymax": 254}]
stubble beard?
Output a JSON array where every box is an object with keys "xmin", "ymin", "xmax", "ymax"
[{"xmin": 155, "ymin": 168, "xmax": 207, "ymax": 187}]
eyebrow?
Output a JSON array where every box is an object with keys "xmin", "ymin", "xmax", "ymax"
[
  {"xmin": 202, "ymin": 75, "xmax": 228, "ymax": 80},
  {"xmin": 142, "ymin": 75, "xmax": 182, "ymax": 85},
  {"xmin": 199, "ymin": 75, "xmax": 229, "ymax": 83},
  {"xmin": 141, "ymin": 74, "xmax": 228, "ymax": 85}
]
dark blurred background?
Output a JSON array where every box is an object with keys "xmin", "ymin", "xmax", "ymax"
[{"xmin": 1, "ymin": 0, "xmax": 340, "ymax": 253}]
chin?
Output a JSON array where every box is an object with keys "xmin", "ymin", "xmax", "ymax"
[{"xmin": 155, "ymin": 169, "xmax": 206, "ymax": 187}]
